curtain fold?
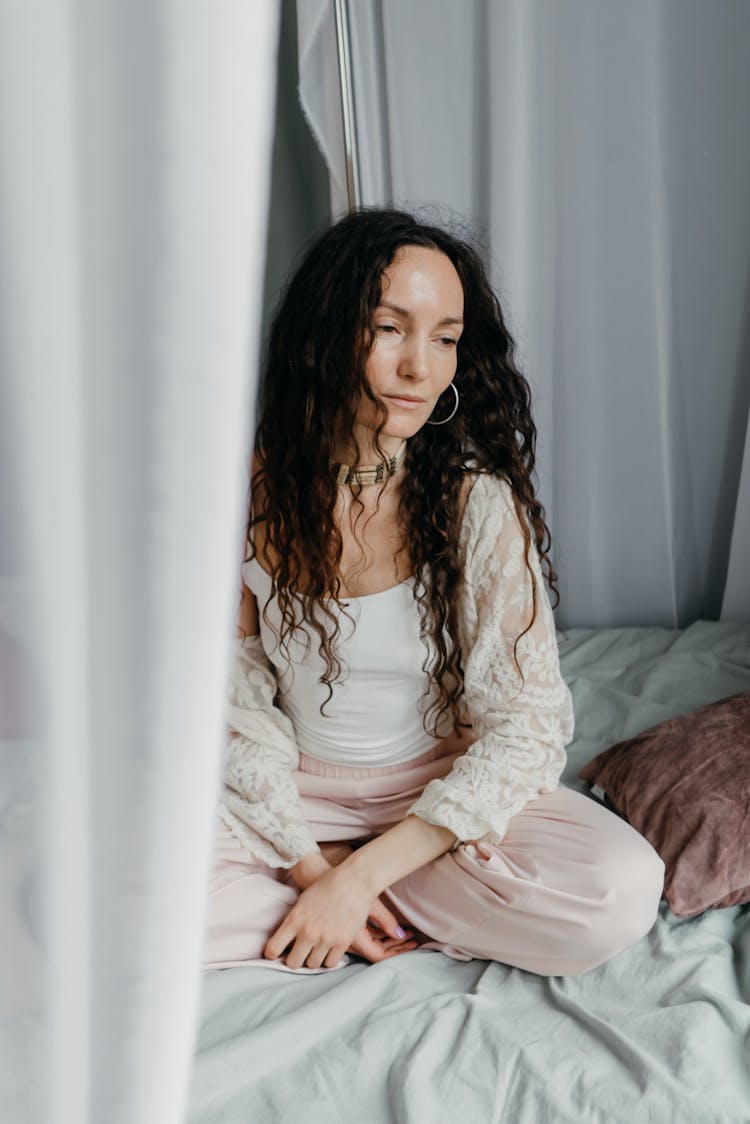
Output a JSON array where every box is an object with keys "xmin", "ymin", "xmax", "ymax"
[
  {"xmin": 298, "ymin": 0, "xmax": 750, "ymax": 628},
  {"xmin": 721, "ymin": 411, "xmax": 750, "ymax": 621},
  {"xmin": 296, "ymin": 0, "xmax": 349, "ymax": 218},
  {"xmin": 0, "ymin": 3, "xmax": 281, "ymax": 1122}
]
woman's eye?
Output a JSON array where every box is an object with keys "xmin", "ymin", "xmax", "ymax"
[{"xmin": 375, "ymin": 325, "xmax": 457, "ymax": 346}]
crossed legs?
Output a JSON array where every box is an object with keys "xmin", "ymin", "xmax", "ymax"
[{"xmin": 202, "ymin": 780, "xmax": 664, "ymax": 977}]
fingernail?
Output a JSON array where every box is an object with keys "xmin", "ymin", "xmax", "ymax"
[{"xmin": 395, "ymin": 926, "xmax": 406, "ymax": 938}]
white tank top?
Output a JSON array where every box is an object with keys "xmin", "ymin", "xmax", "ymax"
[{"xmin": 242, "ymin": 554, "xmax": 456, "ymax": 766}]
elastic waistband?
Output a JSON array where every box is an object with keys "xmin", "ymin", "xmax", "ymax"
[{"xmin": 297, "ymin": 740, "xmax": 456, "ymax": 780}]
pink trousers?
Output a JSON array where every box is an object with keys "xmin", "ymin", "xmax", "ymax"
[{"xmin": 201, "ymin": 741, "xmax": 665, "ymax": 977}]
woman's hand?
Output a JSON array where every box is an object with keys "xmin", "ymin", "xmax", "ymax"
[{"xmin": 264, "ymin": 864, "xmax": 418, "ymax": 969}]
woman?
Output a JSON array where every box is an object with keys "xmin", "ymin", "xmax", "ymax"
[{"xmin": 202, "ymin": 207, "xmax": 665, "ymax": 976}]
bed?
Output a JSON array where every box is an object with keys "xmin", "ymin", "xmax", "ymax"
[{"xmin": 187, "ymin": 619, "xmax": 750, "ymax": 1124}]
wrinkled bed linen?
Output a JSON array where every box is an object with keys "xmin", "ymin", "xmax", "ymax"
[{"xmin": 188, "ymin": 620, "xmax": 750, "ymax": 1124}]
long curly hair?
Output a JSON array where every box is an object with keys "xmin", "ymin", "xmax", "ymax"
[{"xmin": 246, "ymin": 206, "xmax": 559, "ymax": 736}]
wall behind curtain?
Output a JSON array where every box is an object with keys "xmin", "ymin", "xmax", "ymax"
[{"xmin": 298, "ymin": 0, "xmax": 750, "ymax": 630}]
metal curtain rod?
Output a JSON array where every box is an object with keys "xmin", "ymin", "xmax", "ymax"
[{"xmin": 332, "ymin": 0, "xmax": 361, "ymax": 210}]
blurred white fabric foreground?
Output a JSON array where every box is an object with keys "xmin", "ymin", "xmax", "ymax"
[{"xmin": 0, "ymin": 3, "xmax": 280, "ymax": 1122}]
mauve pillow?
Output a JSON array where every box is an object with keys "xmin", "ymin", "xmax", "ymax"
[{"xmin": 578, "ymin": 690, "xmax": 750, "ymax": 918}]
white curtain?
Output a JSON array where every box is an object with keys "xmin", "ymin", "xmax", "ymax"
[
  {"xmin": 297, "ymin": 0, "xmax": 750, "ymax": 629},
  {"xmin": 0, "ymin": 3, "xmax": 280, "ymax": 1122}
]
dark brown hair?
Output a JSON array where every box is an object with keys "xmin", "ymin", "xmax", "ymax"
[{"xmin": 246, "ymin": 206, "xmax": 559, "ymax": 734}]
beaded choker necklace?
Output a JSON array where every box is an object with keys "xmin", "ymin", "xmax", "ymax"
[{"xmin": 333, "ymin": 440, "xmax": 407, "ymax": 486}]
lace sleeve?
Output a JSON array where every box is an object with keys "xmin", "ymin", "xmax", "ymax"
[
  {"xmin": 406, "ymin": 473, "xmax": 575, "ymax": 845},
  {"xmin": 217, "ymin": 634, "xmax": 321, "ymax": 869}
]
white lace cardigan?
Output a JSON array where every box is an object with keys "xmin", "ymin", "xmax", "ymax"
[{"xmin": 218, "ymin": 471, "xmax": 575, "ymax": 869}]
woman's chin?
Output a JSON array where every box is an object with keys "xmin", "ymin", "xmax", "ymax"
[
  {"xmin": 354, "ymin": 407, "xmax": 431, "ymax": 446},
  {"xmin": 382, "ymin": 413, "xmax": 428, "ymax": 439}
]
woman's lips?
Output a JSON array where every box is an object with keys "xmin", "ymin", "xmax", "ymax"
[{"xmin": 385, "ymin": 395, "xmax": 426, "ymax": 410}]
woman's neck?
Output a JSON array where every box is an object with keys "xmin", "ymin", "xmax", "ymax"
[{"xmin": 332, "ymin": 429, "xmax": 406, "ymax": 466}]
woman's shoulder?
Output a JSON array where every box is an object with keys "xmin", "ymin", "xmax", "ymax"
[
  {"xmin": 457, "ymin": 471, "xmax": 524, "ymax": 600},
  {"xmin": 458, "ymin": 466, "xmax": 515, "ymax": 539}
]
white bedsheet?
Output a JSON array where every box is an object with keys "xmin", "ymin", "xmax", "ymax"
[{"xmin": 188, "ymin": 620, "xmax": 750, "ymax": 1124}]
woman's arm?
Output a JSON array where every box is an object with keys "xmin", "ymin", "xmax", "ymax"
[
  {"xmin": 220, "ymin": 579, "xmax": 322, "ymax": 869},
  {"xmin": 233, "ymin": 578, "xmax": 324, "ymax": 870},
  {"xmin": 405, "ymin": 472, "xmax": 575, "ymax": 844},
  {"xmin": 234, "ymin": 580, "xmax": 418, "ymax": 963},
  {"xmin": 228, "ymin": 458, "xmax": 326, "ymax": 871},
  {"xmin": 331, "ymin": 473, "xmax": 574, "ymax": 893},
  {"xmin": 338, "ymin": 815, "xmax": 457, "ymax": 896}
]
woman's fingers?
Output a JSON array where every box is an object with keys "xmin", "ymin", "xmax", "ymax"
[
  {"xmin": 272, "ymin": 927, "xmax": 418, "ymax": 969},
  {"xmin": 264, "ymin": 885, "xmax": 417, "ymax": 970},
  {"xmin": 349, "ymin": 925, "xmax": 419, "ymax": 963},
  {"xmin": 323, "ymin": 945, "xmax": 348, "ymax": 969},
  {"xmin": 283, "ymin": 939, "xmax": 316, "ymax": 970},
  {"xmin": 377, "ymin": 933, "xmax": 420, "ymax": 952},
  {"xmin": 304, "ymin": 941, "xmax": 335, "ymax": 970},
  {"xmin": 264, "ymin": 923, "xmax": 293, "ymax": 962},
  {"xmin": 368, "ymin": 899, "xmax": 398, "ymax": 932},
  {"xmin": 348, "ymin": 929, "xmax": 389, "ymax": 962},
  {"xmin": 367, "ymin": 898, "xmax": 412, "ymax": 941}
]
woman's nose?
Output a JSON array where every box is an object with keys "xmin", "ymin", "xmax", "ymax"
[{"xmin": 398, "ymin": 334, "xmax": 431, "ymax": 380}]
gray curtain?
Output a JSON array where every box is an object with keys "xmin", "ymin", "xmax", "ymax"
[
  {"xmin": 296, "ymin": 0, "xmax": 750, "ymax": 630},
  {"xmin": 262, "ymin": 0, "xmax": 330, "ymax": 352}
]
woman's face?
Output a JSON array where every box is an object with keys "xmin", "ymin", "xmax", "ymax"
[{"xmin": 354, "ymin": 245, "xmax": 464, "ymax": 446}]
